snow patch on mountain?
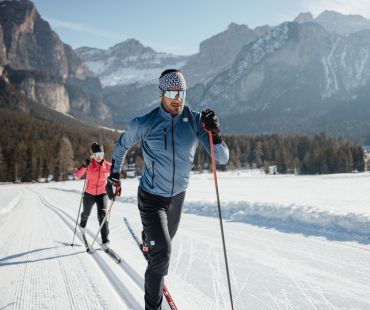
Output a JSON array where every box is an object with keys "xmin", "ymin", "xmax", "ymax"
[
  {"xmin": 76, "ymin": 40, "xmax": 188, "ymax": 87},
  {"xmin": 206, "ymin": 22, "xmax": 291, "ymax": 99},
  {"xmin": 98, "ymin": 60, "xmax": 186, "ymax": 87},
  {"xmin": 322, "ymin": 37, "xmax": 340, "ymax": 98},
  {"xmin": 237, "ymin": 22, "xmax": 290, "ymax": 74}
]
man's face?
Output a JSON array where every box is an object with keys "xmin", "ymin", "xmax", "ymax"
[{"xmin": 160, "ymin": 87, "xmax": 186, "ymax": 116}]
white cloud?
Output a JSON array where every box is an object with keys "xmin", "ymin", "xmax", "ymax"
[
  {"xmin": 304, "ymin": 0, "xmax": 370, "ymax": 18},
  {"xmin": 46, "ymin": 17, "xmax": 123, "ymax": 41}
]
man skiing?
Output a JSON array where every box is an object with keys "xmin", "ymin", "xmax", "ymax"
[
  {"xmin": 75, "ymin": 142, "xmax": 112, "ymax": 250},
  {"xmin": 106, "ymin": 69, "xmax": 229, "ymax": 309}
]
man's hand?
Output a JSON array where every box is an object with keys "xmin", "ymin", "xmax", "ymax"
[
  {"xmin": 201, "ymin": 108, "xmax": 220, "ymax": 134},
  {"xmin": 201, "ymin": 108, "xmax": 222, "ymax": 144},
  {"xmin": 106, "ymin": 173, "xmax": 121, "ymax": 200}
]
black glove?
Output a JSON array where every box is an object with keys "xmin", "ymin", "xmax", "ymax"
[
  {"xmin": 106, "ymin": 173, "xmax": 121, "ymax": 200},
  {"xmin": 201, "ymin": 109, "xmax": 222, "ymax": 144},
  {"xmin": 82, "ymin": 158, "xmax": 91, "ymax": 167}
]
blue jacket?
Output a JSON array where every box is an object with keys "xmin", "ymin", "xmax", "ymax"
[{"xmin": 112, "ymin": 104, "xmax": 229, "ymax": 197}]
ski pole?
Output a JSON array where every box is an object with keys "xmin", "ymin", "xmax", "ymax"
[
  {"xmin": 90, "ymin": 197, "xmax": 116, "ymax": 249},
  {"xmin": 208, "ymin": 131, "xmax": 235, "ymax": 310},
  {"xmin": 71, "ymin": 166, "xmax": 89, "ymax": 247}
]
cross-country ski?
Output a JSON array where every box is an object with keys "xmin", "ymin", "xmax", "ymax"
[{"xmin": 101, "ymin": 246, "xmax": 122, "ymax": 264}]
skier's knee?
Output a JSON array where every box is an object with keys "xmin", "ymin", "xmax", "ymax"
[{"xmin": 149, "ymin": 241, "xmax": 171, "ymax": 275}]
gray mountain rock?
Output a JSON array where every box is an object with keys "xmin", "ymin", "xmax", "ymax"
[
  {"xmin": 0, "ymin": 0, "xmax": 111, "ymax": 122},
  {"xmin": 182, "ymin": 23, "xmax": 267, "ymax": 86},
  {"xmin": 313, "ymin": 10, "xmax": 370, "ymax": 35},
  {"xmin": 84, "ymin": 23, "xmax": 268, "ymax": 124},
  {"xmin": 186, "ymin": 20, "xmax": 370, "ymax": 141},
  {"xmin": 294, "ymin": 12, "xmax": 314, "ymax": 23}
]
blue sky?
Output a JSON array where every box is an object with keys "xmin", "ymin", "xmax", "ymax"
[{"xmin": 32, "ymin": 0, "xmax": 370, "ymax": 55}]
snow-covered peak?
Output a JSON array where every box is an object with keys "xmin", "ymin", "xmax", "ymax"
[
  {"xmin": 108, "ymin": 38, "xmax": 155, "ymax": 58},
  {"xmin": 76, "ymin": 39, "xmax": 189, "ymax": 87}
]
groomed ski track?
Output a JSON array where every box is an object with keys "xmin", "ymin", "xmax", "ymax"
[
  {"xmin": 1, "ymin": 173, "xmax": 370, "ymax": 309},
  {"xmin": 0, "ymin": 187, "xmax": 147, "ymax": 310}
]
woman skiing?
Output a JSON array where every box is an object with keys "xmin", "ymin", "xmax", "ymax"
[{"xmin": 75, "ymin": 142, "xmax": 112, "ymax": 249}]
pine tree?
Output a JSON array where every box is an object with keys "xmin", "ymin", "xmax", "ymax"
[{"xmin": 58, "ymin": 137, "xmax": 74, "ymax": 181}]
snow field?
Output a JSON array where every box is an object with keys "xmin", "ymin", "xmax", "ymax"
[{"xmin": 1, "ymin": 171, "xmax": 370, "ymax": 309}]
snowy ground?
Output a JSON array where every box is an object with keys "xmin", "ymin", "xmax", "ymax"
[{"xmin": 1, "ymin": 171, "xmax": 370, "ymax": 309}]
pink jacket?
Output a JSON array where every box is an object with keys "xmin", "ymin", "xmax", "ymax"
[{"xmin": 75, "ymin": 159, "xmax": 112, "ymax": 196}]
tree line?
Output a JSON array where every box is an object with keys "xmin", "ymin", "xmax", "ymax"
[
  {"xmin": 0, "ymin": 108, "xmax": 119, "ymax": 182},
  {"xmin": 193, "ymin": 134, "xmax": 365, "ymax": 174},
  {"xmin": 0, "ymin": 109, "xmax": 365, "ymax": 183},
  {"xmin": 109, "ymin": 133, "xmax": 366, "ymax": 176}
]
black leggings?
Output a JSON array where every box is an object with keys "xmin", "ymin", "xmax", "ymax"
[
  {"xmin": 80, "ymin": 192, "xmax": 109, "ymax": 244},
  {"xmin": 138, "ymin": 186, "xmax": 185, "ymax": 310}
]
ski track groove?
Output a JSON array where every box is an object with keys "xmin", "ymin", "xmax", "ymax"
[
  {"xmin": 282, "ymin": 289, "xmax": 295, "ymax": 310},
  {"xmin": 40, "ymin": 188, "xmax": 144, "ymax": 285},
  {"xmin": 211, "ymin": 252, "xmax": 222, "ymax": 310},
  {"xmin": 12, "ymin": 231, "xmax": 32, "ymax": 309},
  {"xmin": 39, "ymin": 188, "xmax": 179, "ymax": 309},
  {"xmin": 234, "ymin": 278, "xmax": 248, "ymax": 310},
  {"xmin": 48, "ymin": 197, "xmax": 145, "ymax": 289},
  {"xmin": 262, "ymin": 283, "xmax": 283, "ymax": 310},
  {"xmin": 307, "ymin": 280, "xmax": 337, "ymax": 310},
  {"xmin": 0, "ymin": 195, "xmax": 25, "ymax": 260},
  {"xmin": 8, "ymin": 196, "xmax": 33, "ymax": 310},
  {"xmin": 172, "ymin": 236, "xmax": 183, "ymax": 273},
  {"xmin": 7, "ymin": 190, "xmax": 105, "ymax": 310},
  {"xmin": 32, "ymin": 189, "xmax": 143, "ymax": 310},
  {"xmin": 289, "ymin": 275, "xmax": 318, "ymax": 310},
  {"xmin": 38, "ymin": 189, "xmax": 106, "ymax": 309},
  {"xmin": 182, "ymin": 237, "xmax": 195, "ymax": 281}
]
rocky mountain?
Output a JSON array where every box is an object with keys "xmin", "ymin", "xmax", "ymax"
[
  {"xmin": 76, "ymin": 39, "xmax": 188, "ymax": 87},
  {"xmin": 76, "ymin": 23, "xmax": 268, "ymax": 89},
  {"xmin": 77, "ymin": 23, "xmax": 268, "ymax": 125},
  {"xmin": 295, "ymin": 10, "xmax": 370, "ymax": 35},
  {"xmin": 187, "ymin": 20, "xmax": 370, "ymax": 142},
  {"xmin": 314, "ymin": 10, "xmax": 370, "ymax": 35},
  {"xmin": 182, "ymin": 23, "xmax": 268, "ymax": 86},
  {"xmin": 0, "ymin": 0, "xmax": 111, "ymax": 123},
  {"xmin": 5, "ymin": 1, "xmax": 370, "ymax": 142},
  {"xmin": 72, "ymin": 9, "xmax": 370, "ymax": 142},
  {"xmin": 76, "ymin": 39, "xmax": 191, "ymax": 125}
]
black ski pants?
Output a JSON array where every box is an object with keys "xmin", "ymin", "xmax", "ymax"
[
  {"xmin": 138, "ymin": 186, "xmax": 185, "ymax": 310},
  {"xmin": 80, "ymin": 192, "xmax": 109, "ymax": 244}
]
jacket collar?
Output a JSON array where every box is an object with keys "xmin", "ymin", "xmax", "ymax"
[{"xmin": 92, "ymin": 158, "xmax": 105, "ymax": 166}]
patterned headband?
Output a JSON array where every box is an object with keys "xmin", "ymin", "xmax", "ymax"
[{"xmin": 159, "ymin": 71, "xmax": 187, "ymax": 95}]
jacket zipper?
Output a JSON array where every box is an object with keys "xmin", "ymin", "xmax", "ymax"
[
  {"xmin": 96, "ymin": 163, "xmax": 101, "ymax": 195},
  {"xmin": 85, "ymin": 165, "xmax": 90, "ymax": 192},
  {"xmin": 151, "ymin": 161, "xmax": 155, "ymax": 188},
  {"xmin": 164, "ymin": 128, "xmax": 167, "ymax": 150},
  {"xmin": 171, "ymin": 118, "xmax": 175, "ymax": 196}
]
